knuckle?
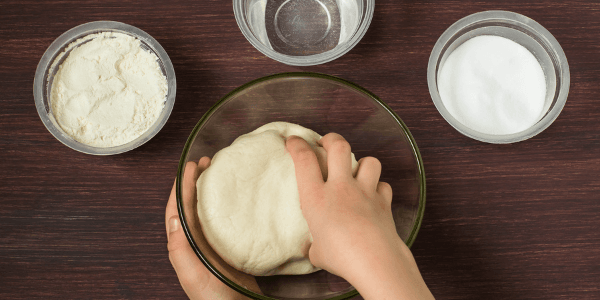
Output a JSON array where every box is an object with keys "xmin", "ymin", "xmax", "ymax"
[
  {"xmin": 322, "ymin": 132, "xmax": 339, "ymax": 141},
  {"xmin": 379, "ymin": 181, "xmax": 391, "ymax": 190},
  {"xmin": 362, "ymin": 156, "xmax": 381, "ymax": 169},
  {"xmin": 168, "ymin": 252, "xmax": 175, "ymax": 266},
  {"xmin": 330, "ymin": 139, "xmax": 351, "ymax": 154},
  {"xmin": 378, "ymin": 181, "xmax": 393, "ymax": 202},
  {"xmin": 167, "ymin": 237, "xmax": 185, "ymax": 253},
  {"xmin": 308, "ymin": 244, "xmax": 324, "ymax": 267},
  {"xmin": 179, "ymin": 271, "xmax": 202, "ymax": 289},
  {"xmin": 185, "ymin": 161, "xmax": 198, "ymax": 171},
  {"xmin": 287, "ymin": 135, "xmax": 302, "ymax": 143},
  {"xmin": 169, "ymin": 252, "xmax": 210, "ymax": 290},
  {"xmin": 288, "ymin": 137, "xmax": 310, "ymax": 153},
  {"xmin": 294, "ymin": 147, "xmax": 316, "ymax": 163},
  {"xmin": 286, "ymin": 136, "xmax": 302, "ymax": 148},
  {"xmin": 167, "ymin": 242, "xmax": 178, "ymax": 253}
]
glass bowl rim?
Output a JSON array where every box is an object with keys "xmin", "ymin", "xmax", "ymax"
[
  {"xmin": 426, "ymin": 10, "xmax": 570, "ymax": 144},
  {"xmin": 232, "ymin": 0, "xmax": 375, "ymax": 66},
  {"xmin": 33, "ymin": 20, "xmax": 177, "ymax": 155},
  {"xmin": 176, "ymin": 72, "xmax": 426, "ymax": 300}
]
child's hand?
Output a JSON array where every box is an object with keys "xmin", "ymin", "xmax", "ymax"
[
  {"xmin": 165, "ymin": 157, "xmax": 257, "ymax": 300},
  {"xmin": 286, "ymin": 133, "xmax": 396, "ymax": 275},
  {"xmin": 286, "ymin": 133, "xmax": 435, "ymax": 300}
]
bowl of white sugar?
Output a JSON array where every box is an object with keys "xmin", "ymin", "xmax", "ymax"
[
  {"xmin": 34, "ymin": 21, "xmax": 176, "ymax": 155},
  {"xmin": 427, "ymin": 10, "xmax": 570, "ymax": 144}
]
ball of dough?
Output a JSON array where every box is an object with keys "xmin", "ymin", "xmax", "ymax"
[{"xmin": 196, "ymin": 122, "xmax": 358, "ymax": 276}]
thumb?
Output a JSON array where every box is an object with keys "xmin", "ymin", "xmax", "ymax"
[
  {"xmin": 166, "ymin": 178, "xmax": 211, "ymax": 297},
  {"xmin": 167, "ymin": 215, "xmax": 211, "ymax": 294}
]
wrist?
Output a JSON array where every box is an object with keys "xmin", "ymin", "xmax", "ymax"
[
  {"xmin": 341, "ymin": 230, "xmax": 404, "ymax": 282},
  {"xmin": 343, "ymin": 236, "xmax": 432, "ymax": 300}
]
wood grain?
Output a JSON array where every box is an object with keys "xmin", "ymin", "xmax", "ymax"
[{"xmin": 1, "ymin": 0, "xmax": 599, "ymax": 299}]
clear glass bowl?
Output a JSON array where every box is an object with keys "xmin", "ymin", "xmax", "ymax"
[
  {"xmin": 176, "ymin": 72, "xmax": 425, "ymax": 299},
  {"xmin": 233, "ymin": 0, "xmax": 375, "ymax": 66},
  {"xmin": 427, "ymin": 10, "xmax": 570, "ymax": 144},
  {"xmin": 33, "ymin": 21, "xmax": 176, "ymax": 155}
]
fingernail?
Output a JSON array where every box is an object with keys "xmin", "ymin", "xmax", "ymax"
[{"xmin": 168, "ymin": 216, "xmax": 179, "ymax": 233}]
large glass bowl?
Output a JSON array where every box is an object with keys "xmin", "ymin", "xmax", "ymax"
[{"xmin": 176, "ymin": 72, "xmax": 425, "ymax": 299}]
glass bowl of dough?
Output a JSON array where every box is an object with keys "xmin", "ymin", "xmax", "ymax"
[
  {"xmin": 233, "ymin": 0, "xmax": 375, "ymax": 66},
  {"xmin": 176, "ymin": 72, "xmax": 425, "ymax": 299},
  {"xmin": 33, "ymin": 21, "xmax": 176, "ymax": 155}
]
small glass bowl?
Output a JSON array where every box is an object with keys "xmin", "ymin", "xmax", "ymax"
[
  {"xmin": 233, "ymin": 0, "xmax": 374, "ymax": 66},
  {"xmin": 33, "ymin": 21, "xmax": 176, "ymax": 155},
  {"xmin": 427, "ymin": 10, "xmax": 570, "ymax": 144},
  {"xmin": 176, "ymin": 72, "xmax": 425, "ymax": 299}
]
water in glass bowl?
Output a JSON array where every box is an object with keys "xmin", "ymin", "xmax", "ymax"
[{"xmin": 247, "ymin": 0, "xmax": 361, "ymax": 56}]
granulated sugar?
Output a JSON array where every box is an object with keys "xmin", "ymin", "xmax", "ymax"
[
  {"xmin": 51, "ymin": 32, "xmax": 167, "ymax": 147},
  {"xmin": 438, "ymin": 35, "xmax": 547, "ymax": 135}
]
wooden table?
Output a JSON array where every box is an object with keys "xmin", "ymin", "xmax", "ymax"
[{"xmin": 1, "ymin": 1, "xmax": 599, "ymax": 299}]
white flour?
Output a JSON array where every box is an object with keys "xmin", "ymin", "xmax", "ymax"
[
  {"xmin": 438, "ymin": 35, "xmax": 547, "ymax": 135},
  {"xmin": 51, "ymin": 32, "xmax": 167, "ymax": 147}
]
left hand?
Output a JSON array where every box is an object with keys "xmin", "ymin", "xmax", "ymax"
[{"xmin": 165, "ymin": 157, "xmax": 254, "ymax": 300}]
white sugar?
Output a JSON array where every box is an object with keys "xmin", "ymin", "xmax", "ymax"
[{"xmin": 438, "ymin": 35, "xmax": 547, "ymax": 135}]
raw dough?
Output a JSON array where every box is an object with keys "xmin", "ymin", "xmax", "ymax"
[{"xmin": 196, "ymin": 122, "xmax": 358, "ymax": 276}]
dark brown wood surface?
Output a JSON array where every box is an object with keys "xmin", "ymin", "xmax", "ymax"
[{"xmin": 1, "ymin": 1, "xmax": 599, "ymax": 299}]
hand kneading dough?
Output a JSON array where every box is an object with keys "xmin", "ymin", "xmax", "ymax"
[{"xmin": 196, "ymin": 122, "xmax": 358, "ymax": 276}]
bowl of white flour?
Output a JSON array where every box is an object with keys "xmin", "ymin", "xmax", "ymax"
[
  {"xmin": 34, "ymin": 21, "xmax": 176, "ymax": 155},
  {"xmin": 427, "ymin": 11, "xmax": 570, "ymax": 144},
  {"xmin": 176, "ymin": 73, "xmax": 425, "ymax": 299}
]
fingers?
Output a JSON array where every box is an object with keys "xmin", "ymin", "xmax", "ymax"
[
  {"xmin": 165, "ymin": 180, "xmax": 211, "ymax": 294},
  {"xmin": 355, "ymin": 157, "xmax": 382, "ymax": 191},
  {"xmin": 318, "ymin": 133, "xmax": 352, "ymax": 180},
  {"xmin": 377, "ymin": 181, "xmax": 393, "ymax": 205},
  {"xmin": 182, "ymin": 161, "xmax": 200, "ymax": 217},
  {"xmin": 197, "ymin": 157, "xmax": 212, "ymax": 175},
  {"xmin": 166, "ymin": 157, "xmax": 211, "ymax": 242},
  {"xmin": 286, "ymin": 136, "xmax": 325, "ymax": 202}
]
